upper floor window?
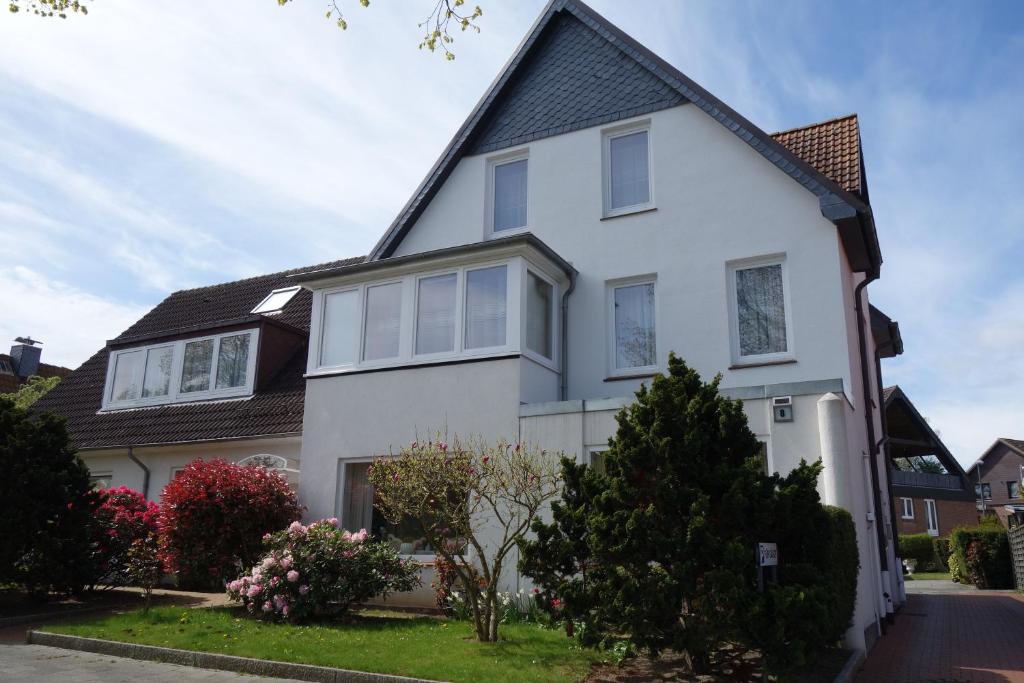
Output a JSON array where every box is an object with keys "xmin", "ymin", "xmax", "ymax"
[
  {"xmin": 415, "ymin": 272, "xmax": 458, "ymax": 355},
  {"xmin": 728, "ymin": 256, "xmax": 793, "ymax": 365},
  {"xmin": 363, "ymin": 282, "xmax": 403, "ymax": 361},
  {"xmin": 104, "ymin": 328, "xmax": 258, "ymax": 410},
  {"xmin": 608, "ymin": 278, "xmax": 657, "ymax": 376},
  {"xmin": 604, "ymin": 124, "xmax": 652, "ymax": 216},
  {"xmin": 976, "ymin": 482, "xmax": 992, "ymax": 500},
  {"xmin": 251, "ymin": 286, "xmax": 300, "ymax": 315},
  {"xmin": 492, "ymin": 157, "xmax": 528, "ymax": 232},
  {"xmin": 1009, "ymin": 481, "xmax": 1021, "ymax": 499},
  {"xmin": 465, "ymin": 265, "xmax": 507, "ymax": 350}
]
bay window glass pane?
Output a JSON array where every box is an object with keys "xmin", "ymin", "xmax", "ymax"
[
  {"xmin": 110, "ymin": 350, "xmax": 145, "ymax": 402},
  {"xmin": 465, "ymin": 266, "xmax": 507, "ymax": 349},
  {"xmin": 363, "ymin": 282, "xmax": 403, "ymax": 361},
  {"xmin": 215, "ymin": 333, "xmax": 251, "ymax": 389},
  {"xmin": 180, "ymin": 339, "xmax": 214, "ymax": 393},
  {"xmin": 415, "ymin": 273, "xmax": 457, "ymax": 355},
  {"xmin": 141, "ymin": 346, "xmax": 173, "ymax": 398},
  {"xmin": 321, "ymin": 289, "xmax": 359, "ymax": 367},
  {"xmin": 610, "ymin": 131, "xmax": 650, "ymax": 209},
  {"xmin": 493, "ymin": 159, "xmax": 527, "ymax": 231},
  {"xmin": 736, "ymin": 264, "xmax": 787, "ymax": 356},
  {"xmin": 526, "ymin": 272, "xmax": 553, "ymax": 359},
  {"xmin": 343, "ymin": 462, "xmax": 434, "ymax": 555},
  {"xmin": 613, "ymin": 282, "xmax": 656, "ymax": 369}
]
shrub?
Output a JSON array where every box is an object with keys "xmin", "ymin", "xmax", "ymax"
[
  {"xmin": 0, "ymin": 398, "xmax": 100, "ymax": 598},
  {"xmin": 159, "ymin": 459, "xmax": 302, "ymax": 589},
  {"xmin": 899, "ymin": 533, "xmax": 941, "ymax": 572},
  {"xmin": 951, "ymin": 525, "xmax": 1013, "ymax": 589},
  {"xmin": 226, "ymin": 519, "xmax": 420, "ymax": 622},
  {"xmin": 127, "ymin": 531, "xmax": 161, "ymax": 613},
  {"xmin": 933, "ymin": 537, "xmax": 952, "ymax": 571},
  {"xmin": 92, "ymin": 487, "xmax": 159, "ymax": 587}
]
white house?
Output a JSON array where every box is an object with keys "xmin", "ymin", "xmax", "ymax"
[{"xmin": 292, "ymin": 0, "xmax": 904, "ymax": 653}]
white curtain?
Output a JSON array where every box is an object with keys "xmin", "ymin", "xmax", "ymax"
[
  {"xmin": 614, "ymin": 283, "xmax": 655, "ymax": 368},
  {"xmin": 465, "ymin": 266, "xmax": 507, "ymax": 349},
  {"xmin": 343, "ymin": 463, "xmax": 375, "ymax": 532},
  {"xmin": 736, "ymin": 264, "xmax": 787, "ymax": 356},
  {"xmin": 493, "ymin": 159, "xmax": 528, "ymax": 231},
  {"xmin": 610, "ymin": 131, "xmax": 649, "ymax": 209},
  {"xmin": 416, "ymin": 273, "xmax": 457, "ymax": 354},
  {"xmin": 363, "ymin": 282, "xmax": 403, "ymax": 361},
  {"xmin": 321, "ymin": 289, "xmax": 358, "ymax": 366},
  {"xmin": 526, "ymin": 272, "xmax": 552, "ymax": 359}
]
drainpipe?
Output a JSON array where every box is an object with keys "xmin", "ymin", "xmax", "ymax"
[
  {"xmin": 559, "ymin": 271, "xmax": 577, "ymax": 401},
  {"xmin": 127, "ymin": 446, "xmax": 150, "ymax": 500}
]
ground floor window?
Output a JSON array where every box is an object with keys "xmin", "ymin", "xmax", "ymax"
[
  {"xmin": 89, "ymin": 472, "xmax": 112, "ymax": 489},
  {"xmin": 900, "ymin": 497, "xmax": 914, "ymax": 519},
  {"xmin": 340, "ymin": 461, "xmax": 434, "ymax": 556},
  {"xmin": 924, "ymin": 498, "xmax": 939, "ymax": 536}
]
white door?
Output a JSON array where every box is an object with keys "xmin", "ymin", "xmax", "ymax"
[{"xmin": 925, "ymin": 499, "xmax": 939, "ymax": 536}]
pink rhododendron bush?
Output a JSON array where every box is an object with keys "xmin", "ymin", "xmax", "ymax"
[
  {"xmin": 226, "ymin": 519, "xmax": 421, "ymax": 622},
  {"xmin": 92, "ymin": 486, "xmax": 159, "ymax": 587}
]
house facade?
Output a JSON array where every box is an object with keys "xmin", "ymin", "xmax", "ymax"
[
  {"xmin": 883, "ymin": 386, "xmax": 977, "ymax": 537},
  {"xmin": 32, "ymin": 260, "xmax": 360, "ymax": 496},
  {"xmin": 967, "ymin": 439, "xmax": 1024, "ymax": 527},
  {"xmin": 294, "ymin": 0, "xmax": 902, "ymax": 652}
]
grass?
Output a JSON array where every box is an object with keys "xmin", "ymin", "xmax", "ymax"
[
  {"xmin": 905, "ymin": 571, "xmax": 952, "ymax": 581},
  {"xmin": 43, "ymin": 606, "xmax": 601, "ymax": 683}
]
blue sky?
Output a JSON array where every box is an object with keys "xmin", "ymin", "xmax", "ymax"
[{"xmin": 1, "ymin": 1, "xmax": 1021, "ymax": 466}]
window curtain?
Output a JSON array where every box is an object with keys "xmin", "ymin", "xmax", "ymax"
[
  {"xmin": 363, "ymin": 282, "xmax": 403, "ymax": 361},
  {"xmin": 343, "ymin": 463, "xmax": 375, "ymax": 533},
  {"xmin": 614, "ymin": 283, "xmax": 655, "ymax": 368},
  {"xmin": 215, "ymin": 333, "xmax": 250, "ymax": 389},
  {"xmin": 736, "ymin": 264, "xmax": 787, "ymax": 356},
  {"xmin": 526, "ymin": 272, "xmax": 552, "ymax": 359},
  {"xmin": 465, "ymin": 266, "xmax": 507, "ymax": 349},
  {"xmin": 416, "ymin": 273, "xmax": 457, "ymax": 354},
  {"xmin": 111, "ymin": 350, "xmax": 145, "ymax": 401},
  {"xmin": 493, "ymin": 159, "xmax": 527, "ymax": 231},
  {"xmin": 610, "ymin": 131, "xmax": 649, "ymax": 209}
]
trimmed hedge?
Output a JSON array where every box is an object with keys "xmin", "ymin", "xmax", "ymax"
[
  {"xmin": 950, "ymin": 525, "xmax": 1013, "ymax": 589},
  {"xmin": 899, "ymin": 533, "xmax": 942, "ymax": 572},
  {"xmin": 933, "ymin": 537, "xmax": 952, "ymax": 571}
]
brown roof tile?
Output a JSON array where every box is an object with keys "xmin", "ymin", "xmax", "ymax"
[
  {"xmin": 0, "ymin": 354, "xmax": 72, "ymax": 394},
  {"xmin": 771, "ymin": 113, "xmax": 864, "ymax": 198}
]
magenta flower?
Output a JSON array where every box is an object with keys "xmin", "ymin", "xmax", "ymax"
[{"xmin": 262, "ymin": 600, "xmax": 273, "ymax": 612}]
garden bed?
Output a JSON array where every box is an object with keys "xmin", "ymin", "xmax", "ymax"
[{"xmin": 42, "ymin": 605, "xmax": 601, "ymax": 683}]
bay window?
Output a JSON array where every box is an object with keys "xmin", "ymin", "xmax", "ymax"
[
  {"xmin": 103, "ymin": 328, "xmax": 258, "ymax": 410},
  {"xmin": 526, "ymin": 271, "xmax": 553, "ymax": 360},
  {"xmin": 363, "ymin": 282, "xmax": 403, "ymax": 361},
  {"xmin": 415, "ymin": 273, "xmax": 457, "ymax": 355},
  {"xmin": 320, "ymin": 289, "xmax": 359, "ymax": 367},
  {"xmin": 465, "ymin": 265, "xmax": 507, "ymax": 350}
]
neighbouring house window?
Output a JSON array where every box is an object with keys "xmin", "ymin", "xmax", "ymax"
[
  {"xmin": 924, "ymin": 499, "xmax": 939, "ymax": 536},
  {"xmin": 320, "ymin": 289, "xmax": 359, "ymax": 367},
  {"xmin": 415, "ymin": 273, "xmax": 458, "ymax": 355},
  {"xmin": 363, "ymin": 282, "xmax": 403, "ymax": 361},
  {"xmin": 180, "ymin": 339, "xmax": 214, "ymax": 393},
  {"xmin": 608, "ymin": 130, "xmax": 650, "ymax": 211},
  {"xmin": 251, "ymin": 286, "xmax": 301, "ymax": 315},
  {"xmin": 465, "ymin": 266, "xmax": 507, "ymax": 349},
  {"xmin": 611, "ymin": 280, "xmax": 656, "ymax": 371},
  {"xmin": 526, "ymin": 271, "xmax": 553, "ymax": 360},
  {"xmin": 110, "ymin": 349, "xmax": 145, "ymax": 402},
  {"xmin": 732, "ymin": 260, "xmax": 789, "ymax": 359},
  {"xmin": 341, "ymin": 462, "xmax": 434, "ymax": 556},
  {"xmin": 901, "ymin": 497, "xmax": 914, "ymax": 520},
  {"xmin": 976, "ymin": 483, "xmax": 992, "ymax": 500},
  {"xmin": 493, "ymin": 158, "xmax": 528, "ymax": 232},
  {"xmin": 215, "ymin": 333, "xmax": 251, "ymax": 389},
  {"xmin": 1008, "ymin": 481, "xmax": 1021, "ymax": 499}
]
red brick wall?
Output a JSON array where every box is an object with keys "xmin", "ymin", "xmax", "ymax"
[
  {"xmin": 972, "ymin": 443, "xmax": 1024, "ymax": 528},
  {"xmin": 896, "ymin": 496, "xmax": 978, "ymax": 537}
]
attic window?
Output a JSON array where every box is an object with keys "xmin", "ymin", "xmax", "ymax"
[{"xmin": 252, "ymin": 286, "xmax": 301, "ymax": 315}]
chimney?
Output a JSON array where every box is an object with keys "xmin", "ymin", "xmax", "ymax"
[{"xmin": 10, "ymin": 337, "xmax": 42, "ymax": 379}]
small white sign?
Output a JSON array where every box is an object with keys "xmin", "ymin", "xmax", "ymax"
[{"xmin": 758, "ymin": 542, "xmax": 778, "ymax": 567}]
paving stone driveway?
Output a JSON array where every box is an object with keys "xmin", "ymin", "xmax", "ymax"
[{"xmin": 856, "ymin": 585, "xmax": 1024, "ymax": 683}]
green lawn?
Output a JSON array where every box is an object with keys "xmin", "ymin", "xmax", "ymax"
[
  {"xmin": 44, "ymin": 606, "xmax": 601, "ymax": 683},
  {"xmin": 905, "ymin": 571, "xmax": 952, "ymax": 581}
]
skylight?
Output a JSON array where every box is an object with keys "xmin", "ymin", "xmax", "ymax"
[{"xmin": 252, "ymin": 286, "xmax": 301, "ymax": 315}]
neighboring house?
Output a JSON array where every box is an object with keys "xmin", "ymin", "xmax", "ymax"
[
  {"xmin": 883, "ymin": 386, "xmax": 976, "ymax": 537},
  {"xmin": 32, "ymin": 259, "xmax": 361, "ymax": 495},
  {"xmin": 293, "ymin": 0, "xmax": 902, "ymax": 652},
  {"xmin": 0, "ymin": 337, "xmax": 71, "ymax": 394},
  {"xmin": 966, "ymin": 439, "xmax": 1024, "ymax": 527}
]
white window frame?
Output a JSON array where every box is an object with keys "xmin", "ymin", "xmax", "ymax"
[
  {"xmin": 336, "ymin": 458, "xmax": 439, "ymax": 562},
  {"xmin": 360, "ymin": 278, "xmax": 407, "ymax": 363},
  {"xmin": 317, "ymin": 286, "xmax": 361, "ymax": 370},
  {"xmin": 412, "ymin": 268, "xmax": 462, "ymax": 360},
  {"xmin": 251, "ymin": 286, "xmax": 301, "ymax": 315},
  {"xmin": 726, "ymin": 254, "xmax": 796, "ymax": 366},
  {"xmin": 521, "ymin": 266, "xmax": 559, "ymax": 371},
  {"xmin": 900, "ymin": 497, "xmax": 914, "ymax": 520},
  {"xmin": 102, "ymin": 328, "xmax": 259, "ymax": 411},
  {"xmin": 606, "ymin": 275, "xmax": 659, "ymax": 378},
  {"xmin": 924, "ymin": 498, "xmax": 939, "ymax": 536},
  {"xmin": 602, "ymin": 120, "xmax": 654, "ymax": 218},
  {"xmin": 485, "ymin": 149, "xmax": 530, "ymax": 238},
  {"xmin": 89, "ymin": 472, "xmax": 113, "ymax": 489}
]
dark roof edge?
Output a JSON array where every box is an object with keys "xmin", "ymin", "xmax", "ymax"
[
  {"xmin": 292, "ymin": 233, "xmax": 577, "ymax": 283},
  {"xmin": 870, "ymin": 304, "xmax": 903, "ymax": 358},
  {"xmin": 883, "ymin": 385, "xmax": 969, "ymax": 480},
  {"xmin": 368, "ymin": 0, "xmax": 881, "ymax": 276},
  {"xmin": 964, "ymin": 438, "xmax": 1024, "ymax": 474},
  {"xmin": 108, "ymin": 315, "xmax": 265, "ymax": 347},
  {"xmin": 77, "ymin": 430, "xmax": 303, "ymax": 452}
]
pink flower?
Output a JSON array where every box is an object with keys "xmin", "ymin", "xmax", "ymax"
[
  {"xmin": 282, "ymin": 605, "xmax": 290, "ymax": 617},
  {"xmin": 247, "ymin": 584, "xmax": 262, "ymax": 598},
  {"xmin": 439, "ymin": 442, "xmax": 448, "ymax": 452},
  {"xmin": 262, "ymin": 600, "xmax": 273, "ymax": 612},
  {"xmin": 286, "ymin": 570, "xmax": 299, "ymax": 583},
  {"xmin": 288, "ymin": 521, "xmax": 306, "ymax": 535},
  {"xmin": 273, "ymin": 594, "xmax": 287, "ymax": 611},
  {"xmin": 327, "ymin": 517, "xmax": 339, "ymax": 527},
  {"xmin": 299, "ymin": 585, "xmax": 310, "ymax": 595},
  {"xmin": 270, "ymin": 576, "xmax": 281, "ymax": 587},
  {"xmin": 280, "ymin": 555, "xmax": 292, "ymax": 570}
]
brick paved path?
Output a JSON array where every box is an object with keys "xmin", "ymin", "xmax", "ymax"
[{"xmin": 856, "ymin": 592, "xmax": 1024, "ymax": 682}]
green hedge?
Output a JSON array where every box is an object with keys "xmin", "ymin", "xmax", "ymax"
[
  {"xmin": 899, "ymin": 533, "xmax": 942, "ymax": 572},
  {"xmin": 950, "ymin": 525, "xmax": 1013, "ymax": 589},
  {"xmin": 822, "ymin": 506, "xmax": 859, "ymax": 636},
  {"xmin": 933, "ymin": 537, "xmax": 952, "ymax": 570}
]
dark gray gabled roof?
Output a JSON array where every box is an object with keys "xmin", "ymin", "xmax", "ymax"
[{"xmin": 368, "ymin": 0, "xmax": 882, "ymax": 277}]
